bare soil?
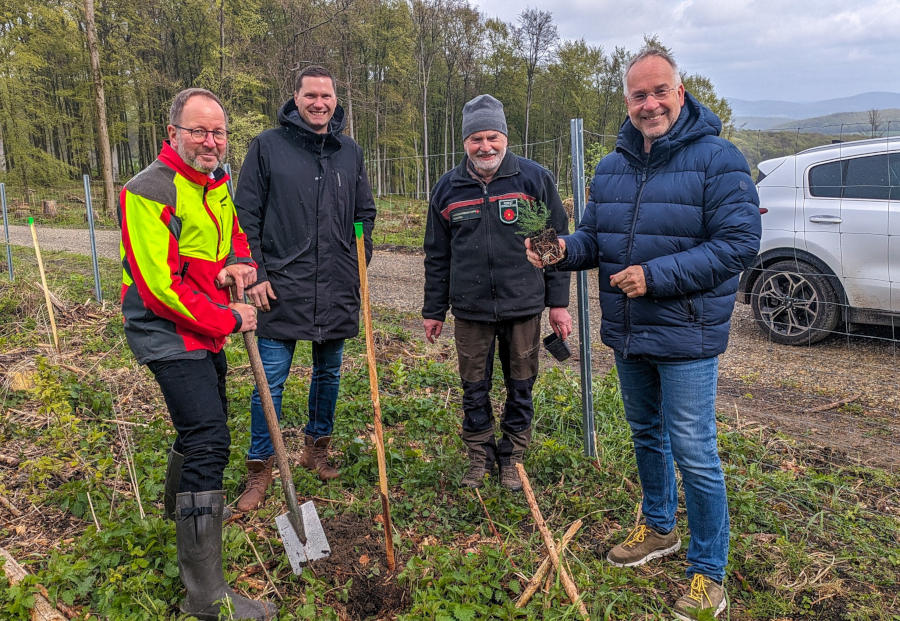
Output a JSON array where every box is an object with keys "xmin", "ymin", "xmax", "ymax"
[{"xmin": 308, "ymin": 512, "xmax": 409, "ymax": 620}]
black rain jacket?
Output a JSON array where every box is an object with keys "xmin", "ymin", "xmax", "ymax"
[{"xmin": 235, "ymin": 99, "xmax": 376, "ymax": 342}]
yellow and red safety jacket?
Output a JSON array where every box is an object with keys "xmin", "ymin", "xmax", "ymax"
[{"xmin": 119, "ymin": 142, "xmax": 256, "ymax": 363}]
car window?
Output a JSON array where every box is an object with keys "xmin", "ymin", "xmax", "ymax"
[
  {"xmin": 808, "ymin": 153, "xmax": 895, "ymax": 200},
  {"xmin": 843, "ymin": 154, "xmax": 890, "ymax": 200},
  {"xmin": 808, "ymin": 160, "xmax": 842, "ymax": 198},
  {"xmin": 890, "ymin": 153, "xmax": 900, "ymax": 200}
]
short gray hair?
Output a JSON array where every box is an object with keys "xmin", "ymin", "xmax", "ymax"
[
  {"xmin": 623, "ymin": 47, "xmax": 681, "ymax": 95},
  {"xmin": 169, "ymin": 88, "xmax": 228, "ymax": 126}
]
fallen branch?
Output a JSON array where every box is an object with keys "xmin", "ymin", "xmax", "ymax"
[
  {"xmin": 0, "ymin": 495, "xmax": 23, "ymax": 517},
  {"xmin": 516, "ymin": 464, "xmax": 590, "ymax": 620},
  {"xmin": 0, "ymin": 454, "xmax": 20, "ymax": 467},
  {"xmin": 516, "ymin": 519, "xmax": 582, "ymax": 608},
  {"xmin": 474, "ymin": 487, "xmax": 517, "ymax": 570},
  {"xmin": 0, "ymin": 547, "xmax": 69, "ymax": 619},
  {"xmin": 805, "ymin": 393, "xmax": 861, "ymax": 413}
]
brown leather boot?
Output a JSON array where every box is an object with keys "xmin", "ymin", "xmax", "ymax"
[
  {"xmin": 235, "ymin": 457, "xmax": 274, "ymax": 512},
  {"xmin": 299, "ymin": 435, "xmax": 339, "ymax": 481}
]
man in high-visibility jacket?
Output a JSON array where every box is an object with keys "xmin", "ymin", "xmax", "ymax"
[{"xmin": 119, "ymin": 87, "xmax": 275, "ymax": 621}]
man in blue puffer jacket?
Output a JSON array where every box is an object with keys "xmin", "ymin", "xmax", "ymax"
[{"xmin": 528, "ymin": 47, "xmax": 760, "ymax": 620}]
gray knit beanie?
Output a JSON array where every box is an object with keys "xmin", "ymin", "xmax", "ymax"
[{"xmin": 462, "ymin": 94, "xmax": 508, "ymax": 138}]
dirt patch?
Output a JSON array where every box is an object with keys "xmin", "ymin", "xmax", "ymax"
[{"xmin": 309, "ymin": 512, "xmax": 409, "ymax": 620}]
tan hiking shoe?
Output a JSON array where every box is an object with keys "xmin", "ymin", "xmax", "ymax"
[
  {"xmin": 235, "ymin": 457, "xmax": 274, "ymax": 512},
  {"xmin": 299, "ymin": 435, "xmax": 339, "ymax": 481},
  {"xmin": 460, "ymin": 428, "xmax": 497, "ymax": 489},
  {"xmin": 497, "ymin": 427, "xmax": 531, "ymax": 491},
  {"xmin": 674, "ymin": 574, "xmax": 727, "ymax": 620},
  {"xmin": 606, "ymin": 523, "xmax": 681, "ymax": 567}
]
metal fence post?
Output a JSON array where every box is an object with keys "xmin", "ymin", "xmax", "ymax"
[
  {"xmin": 83, "ymin": 175, "xmax": 103, "ymax": 302},
  {"xmin": 570, "ymin": 118, "xmax": 595, "ymax": 458},
  {"xmin": 1, "ymin": 183, "xmax": 12, "ymax": 281},
  {"xmin": 223, "ymin": 163, "xmax": 234, "ymax": 196}
]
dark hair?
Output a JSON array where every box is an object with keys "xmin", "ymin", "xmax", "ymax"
[
  {"xmin": 169, "ymin": 88, "xmax": 228, "ymax": 125},
  {"xmin": 294, "ymin": 65, "xmax": 336, "ymax": 93},
  {"xmin": 623, "ymin": 46, "xmax": 681, "ymax": 94}
]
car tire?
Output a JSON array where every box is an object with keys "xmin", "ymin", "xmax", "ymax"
[{"xmin": 749, "ymin": 260, "xmax": 840, "ymax": 345}]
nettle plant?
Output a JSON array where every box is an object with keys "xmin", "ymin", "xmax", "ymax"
[{"xmin": 514, "ymin": 199, "xmax": 564, "ymax": 264}]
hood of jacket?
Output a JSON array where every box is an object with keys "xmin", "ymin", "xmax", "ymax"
[
  {"xmin": 616, "ymin": 91, "xmax": 722, "ymax": 167},
  {"xmin": 277, "ymin": 97, "xmax": 347, "ymax": 138}
]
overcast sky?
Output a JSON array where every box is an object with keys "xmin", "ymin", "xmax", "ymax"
[{"xmin": 470, "ymin": 0, "xmax": 900, "ymax": 103}]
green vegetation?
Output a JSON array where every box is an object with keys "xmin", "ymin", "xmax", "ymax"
[
  {"xmin": 514, "ymin": 200, "xmax": 551, "ymax": 238},
  {"xmin": 1, "ymin": 250, "xmax": 898, "ymax": 620},
  {"xmin": 0, "ymin": 5, "xmax": 731, "ymax": 207}
]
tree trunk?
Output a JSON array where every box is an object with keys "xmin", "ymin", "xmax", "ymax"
[
  {"xmin": 421, "ymin": 85, "xmax": 430, "ymax": 200},
  {"xmin": 219, "ymin": 0, "xmax": 226, "ymax": 77},
  {"xmin": 83, "ymin": 0, "xmax": 116, "ymax": 216},
  {"xmin": 524, "ymin": 79, "xmax": 533, "ymax": 160}
]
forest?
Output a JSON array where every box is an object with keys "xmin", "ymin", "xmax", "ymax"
[{"xmin": 0, "ymin": 0, "xmax": 734, "ymax": 214}]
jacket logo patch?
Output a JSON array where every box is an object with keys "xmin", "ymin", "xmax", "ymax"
[
  {"xmin": 498, "ymin": 198, "xmax": 518, "ymax": 224},
  {"xmin": 450, "ymin": 207, "xmax": 481, "ymax": 223}
]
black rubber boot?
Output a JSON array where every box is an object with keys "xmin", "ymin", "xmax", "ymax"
[
  {"xmin": 498, "ymin": 427, "xmax": 532, "ymax": 491},
  {"xmin": 460, "ymin": 428, "xmax": 497, "ymax": 488},
  {"xmin": 175, "ymin": 491, "xmax": 276, "ymax": 620},
  {"xmin": 163, "ymin": 448, "xmax": 183, "ymax": 521}
]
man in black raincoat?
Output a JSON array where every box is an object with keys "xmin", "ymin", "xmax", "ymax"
[{"xmin": 234, "ymin": 65, "xmax": 376, "ymax": 511}]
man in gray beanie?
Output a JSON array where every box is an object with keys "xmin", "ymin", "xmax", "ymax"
[{"xmin": 422, "ymin": 94, "xmax": 572, "ymax": 490}]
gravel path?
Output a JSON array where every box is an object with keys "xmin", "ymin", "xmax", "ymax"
[{"xmin": 5, "ymin": 225, "xmax": 897, "ymax": 468}]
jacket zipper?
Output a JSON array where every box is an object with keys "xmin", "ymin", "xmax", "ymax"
[
  {"xmin": 479, "ymin": 181, "xmax": 499, "ymax": 319},
  {"xmin": 201, "ymin": 183, "xmax": 223, "ymax": 258},
  {"xmin": 623, "ymin": 167, "xmax": 648, "ymax": 356}
]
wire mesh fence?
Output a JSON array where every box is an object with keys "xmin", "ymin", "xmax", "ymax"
[{"xmin": 2, "ymin": 123, "xmax": 898, "ymax": 470}]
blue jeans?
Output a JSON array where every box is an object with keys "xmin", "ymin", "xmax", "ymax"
[
  {"xmin": 614, "ymin": 354, "xmax": 729, "ymax": 582},
  {"xmin": 247, "ymin": 337, "xmax": 344, "ymax": 460}
]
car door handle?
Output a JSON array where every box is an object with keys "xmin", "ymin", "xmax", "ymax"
[{"xmin": 808, "ymin": 215, "xmax": 842, "ymax": 224}]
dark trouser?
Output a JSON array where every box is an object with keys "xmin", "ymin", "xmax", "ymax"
[
  {"xmin": 455, "ymin": 314, "xmax": 541, "ymax": 435},
  {"xmin": 148, "ymin": 351, "xmax": 230, "ymax": 492}
]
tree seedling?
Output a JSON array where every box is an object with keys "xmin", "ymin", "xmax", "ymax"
[{"xmin": 515, "ymin": 199, "xmax": 564, "ymax": 264}]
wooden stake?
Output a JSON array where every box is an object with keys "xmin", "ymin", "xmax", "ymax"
[
  {"xmin": 516, "ymin": 463, "xmax": 590, "ymax": 620},
  {"xmin": 29, "ymin": 218, "xmax": 60, "ymax": 352},
  {"xmin": 516, "ymin": 519, "xmax": 582, "ymax": 608},
  {"xmin": 355, "ymin": 223, "xmax": 395, "ymax": 571}
]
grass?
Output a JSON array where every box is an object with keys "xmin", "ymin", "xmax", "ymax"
[{"xmin": 0, "ymin": 250, "xmax": 898, "ymax": 619}]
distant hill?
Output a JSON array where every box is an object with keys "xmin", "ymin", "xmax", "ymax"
[
  {"xmin": 734, "ymin": 116, "xmax": 798, "ymax": 131},
  {"xmin": 764, "ymin": 109, "xmax": 900, "ymax": 135},
  {"xmin": 728, "ymin": 91, "xmax": 900, "ymax": 119}
]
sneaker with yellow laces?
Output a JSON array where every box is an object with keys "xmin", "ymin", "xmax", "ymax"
[
  {"xmin": 606, "ymin": 523, "xmax": 681, "ymax": 567},
  {"xmin": 673, "ymin": 574, "xmax": 727, "ymax": 620}
]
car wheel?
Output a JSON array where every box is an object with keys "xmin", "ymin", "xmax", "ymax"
[{"xmin": 750, "ymin": 260, "xmax": 840, "ymax": 345}]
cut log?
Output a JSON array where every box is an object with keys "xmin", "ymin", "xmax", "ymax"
[{"xmin": 0, "ymin": 547, "xmax": 68, "ymax": 620}]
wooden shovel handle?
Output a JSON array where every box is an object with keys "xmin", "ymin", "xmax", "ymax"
[
  {"xmin": 355, "ymin": 223, "xmax": 395, "ymax": 571},
  {"xmin": 234, "ymin": 288, "xmax": 306, "ymax": 543}
]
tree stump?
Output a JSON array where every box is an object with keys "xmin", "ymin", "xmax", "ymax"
[{"xmin": 42, "ymin": 199, "xmax": 58, "ymax": 217}]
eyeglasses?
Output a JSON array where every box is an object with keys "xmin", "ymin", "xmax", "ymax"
[
  {"xmin": 625, "ymin": 87, "xmax": 677, "ymax": 105},
  {"xmin": 174, "ymin": 125, "xmax": 229, "ymax": 144}
]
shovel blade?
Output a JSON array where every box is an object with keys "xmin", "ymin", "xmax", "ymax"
[{"xmin": 276, "ymin": 501, "xmax": 330, "ymax": 573}]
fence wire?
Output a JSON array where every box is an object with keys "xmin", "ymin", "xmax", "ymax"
[{"xmin": 1, "ymin": 125, "xmax": 897, "ymax": 470}]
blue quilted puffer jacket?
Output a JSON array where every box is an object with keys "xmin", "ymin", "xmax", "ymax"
[{"xmin": 560, "ymin": 93, "xmax": 761, "ymax": 360}]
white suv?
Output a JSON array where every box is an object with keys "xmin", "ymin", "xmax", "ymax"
[{"xmin": 738, "ymin": 136, "xmax": 900, "ymax": 344}]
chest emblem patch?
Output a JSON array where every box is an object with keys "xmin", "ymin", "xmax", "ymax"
[{"xmin": 498, "ymin": 198, "xmax": 518, "ymax": 224}]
